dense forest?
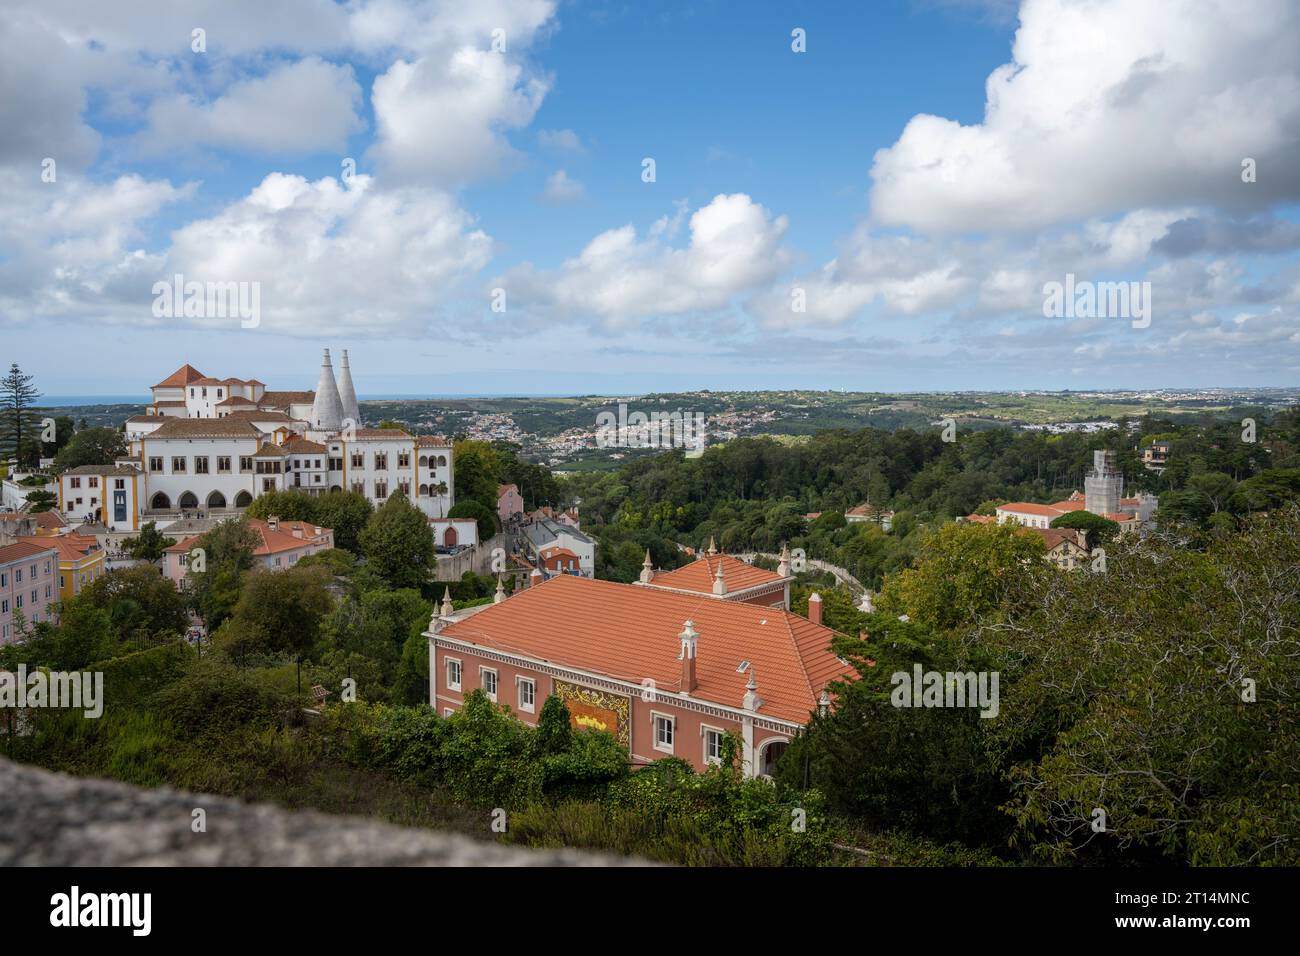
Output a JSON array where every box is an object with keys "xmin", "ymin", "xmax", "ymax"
[{"xmin": 564, "ymin": 406, "xmax": 1300, "ymax": 589}]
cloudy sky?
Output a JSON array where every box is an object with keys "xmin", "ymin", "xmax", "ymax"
[{"xmin": 2, "ymin": 0, "xmax": 1298, "ymax": 397}]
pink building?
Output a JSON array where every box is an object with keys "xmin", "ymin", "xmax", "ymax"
[
  {"xmin": 497, "ymin": 483, "xmax": 524, "ymax": 525},
  {"xmin": 429, "ymin": 574, "xmax": 853, "ymax": 777},
  {"xmin": 0, "ymin": 540, "xmax": 60, "ymax": 645},
  {"xmin": 163, "ymin": 517, "xmax": 333, "ymax": 586}
]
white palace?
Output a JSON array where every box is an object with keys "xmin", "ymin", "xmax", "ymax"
[{"xmin": 58, "ymin": 350, "xmax": 475, "ymax": 548}]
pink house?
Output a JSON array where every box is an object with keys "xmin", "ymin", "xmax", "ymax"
[
  {"xmin": 497, "ymin": 483, "xmax": 524, "ymax": 524},
  {"xmin": 0, "ymin": 540, "xmax": 60, "ymax": 645},
  {"xmin": 429, "ymin": 574, "xmax": 853, "ymax": 778},
  {"xmin": 163, "ymin": 517, "xmax": 333, "ymax": 586}
]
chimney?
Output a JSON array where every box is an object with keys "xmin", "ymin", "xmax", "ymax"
[
  {"xmin": 742, "ymin": 668, "xmax": 760, "ymax": 711},
  {"xmin": 639, "ymin": 549, "xmax": 654, "ymax": 584},
  {"xmin": 712, "ymin": 559, "xmax": 727, "ymax": 596},
  {"xmin": 679, "ymin": 620, "xmax": 698, "ymax": 693},
  {"xmin": 440, "ymin": 587, "xmax": 453, "ymax": 617},
  {"xmin": 494, "ymin": 575, "xmax": 506, "ymax": 604},
  {"xmin": 817, "ymin": 688, "xmax": 831, "ymax": 717},
  {"xmin": 529, "ymin": 568, "xmax": 543, "ymax": 589},
  {"xmin": 706, "ymin": 535, "xmax": 717, "ymax": 556},
  {"xmin": 268, "ymin": 515, "xmax": 279, "ymax": 531},
  {"xmin": 777, "ymin": 542, "xmax": 791, "ymax": 577},
  {"xmin": 807, "ymin": 592, "xmax": 822, "ymax": 626}
]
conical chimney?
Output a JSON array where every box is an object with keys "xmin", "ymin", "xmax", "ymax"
[
  {"xmin": 337, "ymin": 349, "xmax": 361, "ymax": 428},
  {"xmin": 309, "ymin": 349, "xmax": 345, "ymax": 432}
]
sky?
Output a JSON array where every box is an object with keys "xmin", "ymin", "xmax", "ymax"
[{"xmin": 1, "ymin": 0, "xmax": 1298, "ymax": 397}]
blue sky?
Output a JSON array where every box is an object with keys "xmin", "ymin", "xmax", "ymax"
[{"xmin": 1, "ymin": 0, "xmax": 1297, "ymax": 397}]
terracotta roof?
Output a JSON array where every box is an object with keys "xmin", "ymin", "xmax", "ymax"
[
  {"xmin": 223, "ymin": 410, "xmax": 294, "ymax": 422},
  {"xmin": 1021, "ymin": 527, "xmax": 1087, "ymax": 551},
  {"xmin": 259, "ymin": 391, "xmax": 314, "ymax": 406},
  {"xmin": 147, "ymin": 419, "xmax": 260, "ymax": 439},
  {"xmin": 166, "ymin": 518, "xmax": 330, "ymax": 558},
  {"xmin": 35, "ymin": 511, "xmax": 66, "ymax": 531},
  {"xmin": 284, "ymin": 439, "xmax": 327, "ymax": 454},
  {"xmin": 254, "ymin": 443, "xmax": 288, "ymax": 457},
  {"xmin": 126, "ymin": 415, "xmax": 168, "ymax": 424},
  {"xmin": 0, "ymin": 540, "xmax": 59, "ymax": 565},
  {"xmin": 963, "ymin": 514, "xmax": 997, "ymax": 524},
  {"xmin": 439, "ymin": 574, "xmax": 853, "ymax": 724},
  {"xmin": 61, "ymin": 464, "xmax": 142, "ymax": 476},
  {"xmin": 997, "ymin": 502, "xmax": 1065, "ymax": 518},
  {"xmin": 216, "ymin": 396, "xmax": 256, "ymax": 406},
  {"xmin": 16, "ymin": 534, "xmax": 99, "ymax": 562},
  {"xmin": 416, "ymin": 435, "xmax": 450, "ymax": 447},
  {"xmin": 539, "ymin": 546, "xmax": 578, "ymax": 561},
  {"xmin": 351, "ymin": 428, "xmax": 412, "ymax": 441},
  {"xmin": 498, "ymin": 483, "xmax": 518, "ymax": 497},
  {"xmin": 152, "ymin": 401, "xmax": 187, "ymax": 407},
  {"xmin": 648, "ymin": 553, "xmax": 787, "ymax": 594},
  {"xmin": 1048, "ymin": 499, "xmax": 1087, "ymax": 512},
  {"xmin": 152, "ymin": 365, "xmax": 206, "ymax": 389}
]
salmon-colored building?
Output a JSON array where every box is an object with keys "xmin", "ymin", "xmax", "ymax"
[{"xmin": 428, "ymin": 572, "xmax": 851, "ymax": 778}]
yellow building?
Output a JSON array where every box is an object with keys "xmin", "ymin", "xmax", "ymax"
[{"xmin": 17, "ymin": 533, "xmax": 105, "ymax": 602}]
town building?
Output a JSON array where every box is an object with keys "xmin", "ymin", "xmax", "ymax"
[
  {"xmin": 522, "ymin": 518, "xmax": 595, "ymax": 577},
  {"xmin": 1142, "ymin": 440, "xmax": 1171, "ymax": 471},
  {"xmin": 162, "ymin": 517, "xmax": 334, "ymax": 586},
  {"xmin": 428, "ymin": 574, "xmax": 854, "ymax": 776},
  {"xmin": 497, "ymin": 483, "xmax": 524, "ymax": 525},
  {"xmin": 84, "ymin": 352, "xmax": 457, "ymax": 531},
  {"xmin": 991, "ymin": 451, "xmax": 1157, "ymax": 532},
  {"xmin": 845, "ymin": 503, "xmax": 894, "ymax": 531},
  {"xmin": 0, "ymin": 540, "xmax": 60, "ymax": 644},
  {"xmin": 14, "ymin": 533, "xmax": 104, "ymax": 602}
]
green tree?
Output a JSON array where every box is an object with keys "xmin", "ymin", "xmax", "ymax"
[
  {"xmin": 452, "ymin": 440, "xmax": 503, "ymax": 510},
  {"xmin": 120, "ymin": 522, "xmax": 176, "ymax": 562},
  {"xmin": 216, "ymin": 564, "xmax": 335, "ymax": 684},
  {"xmin": 0, "ymin": 363, "xmax": 42, "ymax": 468},
  {"xmin": 448, "ymin": 499, "xmax": 496, "ymax": 542},
  {"xmin": 1049, "ymin": 509, "xmax": 1120, "ymax": 548},
  {"xmin": 52, "ymin": 427, "xmax": 127, "ymax": 472},
  {"xmin": 187, "ymin": 519, "xmax": 259, "ymax": 630},
  {"xmin": 359, "ymin": 491, "xmax": 434, "ymax": 589},
  {"xmin": 80, "ymin": 565, "xmax": 189, "ymax": 644}
]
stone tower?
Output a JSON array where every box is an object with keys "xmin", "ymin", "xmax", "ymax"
[{"xmin": 1084, "ymin": 450, "xmax": 1123, "ymax": 517}]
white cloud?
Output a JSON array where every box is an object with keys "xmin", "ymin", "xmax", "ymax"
[
  {"xmin": 164, "ymin": 173, "xmax": 493, "ymax": 334},
  {"xmin": 367, "ymin": 48, "xmax": 549, "ymax": 185},
  {"xmin": 540, "ymin": 169, "xmax": 585, "ymax": 204},
  {"xmin": 538, "ymin": 128, "xmax": 584, "ymax": 152},
  {"xmin": 139, "ymin": 57, "xmax": 365, "ymax": 156},
  {"xmin": 498, "ymin": 193, "xmax": 791, "ymax": 325},
  {"xmin": 869, "ymin": 0, "xmax": 1300, "ymax": 232}
]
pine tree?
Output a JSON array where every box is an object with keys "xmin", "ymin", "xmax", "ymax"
[{"xmin": 0, "ymin": 363, "xmax": 42, "ymax": 468}]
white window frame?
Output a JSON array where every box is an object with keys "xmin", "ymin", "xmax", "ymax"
[
  {"xmin": 443, "ymin": 707, "xmax": 454, "ymax": 718},
  {"xmin": 517, "ymin": 677, "xmax": 536, "ymax": 714},
  {"xmin": 445, "ymin": 656, "xmax": 462, "ymax": 692},
  {"xmin": 480, "ymin": 667, "xmax": 498, "ymax": 702},
  {"xmin": 652, "ymin": 711, "xmax": 675, "ymax": 754}
]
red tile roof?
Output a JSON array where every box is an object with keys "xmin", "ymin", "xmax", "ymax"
[
  {"xmin": 0, "ymin": 540, "xmax": 58, "ymax": 565},
  {"xmin": 439, "ymin": 574, "xmax": 853, "ymax": 724},
  {"xmin": 16, "ymin": 534, "xmax": 99, "ymax": 562},
  {"xmin": 649, "ymin": 553, "xmax": 786, "ymax": 594},
  {"xmin": 166, "ymin": 518, "xmax": 330, "ymax": 557},
  {"xmin": 152, "ymin": 365, "xmax": 206, "ymax": 389}
]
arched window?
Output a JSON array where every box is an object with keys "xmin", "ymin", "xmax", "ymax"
[
  {"xmin": 436, "ymin": 455, "xmax": 447, "ymax": 467},
  {"xmin": 234, "ymin": 490, "xmax": 254, "ymax": 507},
  {"xmin": 207, "ymin": 491, "xmax": 227, "ymax": 509},
  {"xmin": 150, "ymin": 492, "xmax": 171, "ymax": 510},
  {"xmin": 443, "ymin": 526, "xmax": 458, "ymax": 547},
  {"xmin": 419, "ymin": 455, "xmax": 429, "ymax": 467},
  {"xmin": 178, "ymin": 491, "xmax": 199, "ymax": 509},
  {"xmin": 419, "ymin": 484, "xmax": 429, "ymax": 496}
]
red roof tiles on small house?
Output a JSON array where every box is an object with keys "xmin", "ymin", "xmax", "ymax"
[
  {"xmin": 152, "ymin": 365, "xmax": 206, "ymax": 389},
  {"xmin": 642, "ymin": 553, "xmax": 787, "ymax": 595}
]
